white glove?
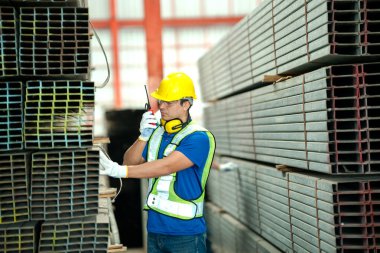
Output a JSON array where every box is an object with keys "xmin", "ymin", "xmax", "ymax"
[
  {"xmin": 139, "ymin": 111, "xmax": 158, "ymax": 141},
  {"xmin": 99, "ymin": 150, "xmax": 128, "ymax": 178},
  {"xmin": 219, "ymin": 162, "xmax": 238, "ymax": 172}
]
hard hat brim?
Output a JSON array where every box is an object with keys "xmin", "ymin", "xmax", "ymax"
[
  {"xmin": 151, "ymin": 90, "xmax": 197, "ymax": 101},
  {"xmin": 150, "ymin": 91, "xmax": 174, "ymax": 101}
]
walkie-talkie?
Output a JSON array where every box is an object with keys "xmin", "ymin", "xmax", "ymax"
[
  {"xmin": 144, "ymin": 85, "xmax": 157, "ymax": 126},
  {"xmin": 144, "ymin": 84, "xmax": 152, "ymax": 111}
]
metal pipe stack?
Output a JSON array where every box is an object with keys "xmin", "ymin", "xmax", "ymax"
[
  {"xmin": 0, "ymin": 7, "xmax": 18, "ymax": 77},
  {"xmin": 0, "ymin": 1, "xmax": 108, "ymax": 252},
  {"xmin": 39, "ymin": 216, "xmax": 109, "ymax": 252},
  {"xmin": 200, "ymin": 0, "xmax": 380, "ymax": 252},
  {"xmin": 205, "ymin": 202, "xmax": 282, "ymax": 253},
  {"xmin": 0, "ymin": 221, "xmax": 39, "ymax": 252},
  {"xmin": 205, "ymin": 62, "xmax": 380, "ymax": 175},
  {"xmin": 19, "ymin": 7, "xmax": 90, "ymax": 76},
  {"xmin": 24, "ymin": 80, "xmax": 94, "ymax": 149},
  {"xmin": 0, "ymin": 82, "xmax": 23, "ymax": 151},
  {"xmin": 199, "ymin": 0, "xmax": 380, "ymax": 102},
  {"xmin": 0, "ymin": 153, "xmax": 29, "ymax": 224},
  {"xmin": 208, "ymin": 159, "xmax": 380, "ymax": 253}
]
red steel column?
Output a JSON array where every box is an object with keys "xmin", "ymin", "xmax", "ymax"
[
  {"xmin": 144, "ymin": 0, "xmax": 163, "ymax": 112},
  {"xmin": 110, "ymin": 0, "xmax": 122, "ymax": 108}
]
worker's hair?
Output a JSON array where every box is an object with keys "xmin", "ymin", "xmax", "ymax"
[{"xmin": 180, "ymin": 97, "xmax": 193, "ymax": 107}]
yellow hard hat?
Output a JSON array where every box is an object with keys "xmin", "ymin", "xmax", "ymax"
[{"xmin": 151, "ymin": 72, "xmax": 197, "ymax": 101}]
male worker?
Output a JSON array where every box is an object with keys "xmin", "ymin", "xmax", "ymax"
[{"xmin": 99, "ymin": 72, "xmax": 216, "ymax": 253}]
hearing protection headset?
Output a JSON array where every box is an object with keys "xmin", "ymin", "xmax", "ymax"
[{"xmin": 160, "ymin": 118, "xmax": 189, "ymax": 134}]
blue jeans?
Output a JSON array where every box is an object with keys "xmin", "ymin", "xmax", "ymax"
[{"xmin": 148, "ymin": 232, "xmax": 207, "ymax": 253}]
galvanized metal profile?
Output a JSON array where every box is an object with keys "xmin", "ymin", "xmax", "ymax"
[
  {"xmin": 205, "ymin": 62, "xmax": 380, "ymax": 174},
  {"xmin": 0, "ymin": 153, "xmax": 29, "ymax": 225},
  {"xmin": 207, "ymin": 157, "xmax": 380, "ymax": 253},
  {"xmin": 205, "ymin": 202, "xmax": 282, "ymax": 253},
  {"xmin": 24, "ymin": 80, "xmax": 95, "ymax": 149},
  {"xmin": 198, "ymin": 0, "xmax": 380, "ymax": 103},
  {"xmin": 30, "ymin": 149, "xmax": 99, "ymax": 221},
  {"xmin": 19, "ymin": 7, "xmax": 90, "ymax": 77},
  {"xmin": 0, "ymin": 221, "xmax": 38, "ymax": 252},
  {"xmin": 0, "ymin": 7, "xmax": 18, "ymax": 77},
  {"xmin": 2, "ymin": 0, "xmax": 80, "ymax": 4},
  {"xmin": 0, "ymin": 82, "xmax": 23, "ymax": 151},
  {"xmin": 39, "ymin": 214, "xmax": 109, "ymax": 252}
]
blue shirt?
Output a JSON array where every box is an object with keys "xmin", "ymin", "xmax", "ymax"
[{"xmin": 142, "ymin": 129, "xmax": 212, "ymax": 235}]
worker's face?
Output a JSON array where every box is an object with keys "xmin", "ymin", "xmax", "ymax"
[{"xmin": 158, "ymin": 100, "xmax": 190, "ymax": 122}]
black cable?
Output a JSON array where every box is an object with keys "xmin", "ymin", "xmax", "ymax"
[
  {"xmin": 89, "ymin": 20, "xmax": 110, "ymax": 89},
  {"xmin": 98, "ymin": 145, "xmax": 122, "ymax": 203}
]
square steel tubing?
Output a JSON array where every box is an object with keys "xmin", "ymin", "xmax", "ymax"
[
  {"xmin": 8, "ymin": 0, "xmax": 79, "ymax": 3},
  {"xmin": 30, "ymin": 149, "xmax": 99, "ymax": 220},
  {"xmin": 205, "ymin": 62, "xmax": 380, "ymax": 174},
  {"xmin": 24, "ymin": 80, "xmax": 94, "ymax": 149},
  {"xmin": 0, "ymin": 221, "xmax": 38, "ymax": 252},
  {"xmin": 207, "ymin": 157, "xmax": 380, "ymax": 252},
  {"xmin": 205, "ymin": 201, "xmax": 282, "ymax": 253},
  {"xmin": 0, "ymin": 82, "xmax": 23, "ymax": 151},
  {"xmin": 39, "ymin": 215, "xmax": 109, "ymax": 252},
  {"xmin": 0, "ymin": 7, "xmax": 18, "ymax": 77},
  {"xmin": 19, "ymin": 7, "xmax": 90, "ymax": 76},
  {"xmin": 199, "ymin": 0, "xmax": 380, "ymax": 103},
  {"xmin": 0, "ymin": 153, "xmax": 29, "ymax": 224}
]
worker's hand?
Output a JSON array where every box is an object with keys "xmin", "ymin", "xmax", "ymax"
[
  {"xmin": 219, "ymin": 162, "xmax": 238, "ymax": 172},
  {"xmin": 99, "ymin": 150, "xmax": 128, "ymax": 178},
  {"xmin": 139, "ymin": 111, "xmax": 158, "ymax": 141}
]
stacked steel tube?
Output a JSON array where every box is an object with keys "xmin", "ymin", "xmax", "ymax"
[
  {"xmin": 0, "ymin": 7, "xmax": 18, "ymax": 77},
  {"xmin": 205, "ymin": 203, "xmax": 281, "ymax": 253},
  {"xmin": 200, "ymin": 0, "xmax": 380, "ymax": 252},
  {"xmin": 0, "ymin": 2, "xmax": 107, "ymax": 252},
  {"xmin": 24, "ymin": 80, "xmax": 94, "ymax": 149},
  {"xmin": 0, "ymin": 82, "xmax": 23, "ymax": 151},
  {"xmin": 0, "ymin": 153, "xmax": 29, "ymax": 224},
  {"xmin": 39, "ymin": 215, "xmax": 109, "ymax": 252},
  {"xmin": 199, "ymin": 0, "xmax": 380, "ymax": 102},
  {"xmin": 208, "ymin": 158, "xmax": 380, "ymax": 253},
  {"xmin": 19, "ymin": 7, "xmax": 90, "ymax": 76},
  {"xmin": 30, "ymin": 149, "xmax": 99, "ymax": 221},
  {"xmin": 205, "ymin": 62, "xmax": 380, "ymax": 175},
  {"xmin": 0, "ymin": 221, "xmax": 39, "ymax": 252}
]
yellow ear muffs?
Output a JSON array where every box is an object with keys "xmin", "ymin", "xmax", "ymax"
[{"xmin": 161, "ymin": 118, "xmax": 184, "ymax": 134}]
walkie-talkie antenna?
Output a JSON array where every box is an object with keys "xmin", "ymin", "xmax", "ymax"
[{"xmin": 144, "ymin": 84, "xmax": 151, "ymax": 111}]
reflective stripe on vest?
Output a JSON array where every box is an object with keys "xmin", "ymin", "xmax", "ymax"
[{"xmin": 143, "ymin": 122, "xmax": 215, "ymax": 220}]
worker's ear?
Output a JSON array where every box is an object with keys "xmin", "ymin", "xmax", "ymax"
[{"xmin": 180, "ymin": 99, "xmax": 191, "ymax": 111}]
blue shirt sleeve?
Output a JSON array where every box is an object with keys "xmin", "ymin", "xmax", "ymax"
[
  {"xmin": 142, "ymin": 143, "xmax": 148, "ymax": 161},
  {"xmin": 175, "ymin": 131, "xmax": 211, "ymax": 169}
]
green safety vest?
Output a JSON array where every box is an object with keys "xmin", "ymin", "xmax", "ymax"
[{"xmin": 143, "ymin": 122, "xmax": 215, "ymax": 220}]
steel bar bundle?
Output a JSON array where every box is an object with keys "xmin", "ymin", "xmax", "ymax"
[
  {"xmin": 0, "ymin": 153, "xmax": 29, "ymax": 224},
  {"xmin": 208, "ymin": 158, "xmax": 293, "ymax": 252},
  {"xmin": 30, "ymin": 149, "xmax": 99, "ymax": 220},
  {"xmin": 0, "ymin": 7, "xmax": 18, "ymax": 77},
  {"xmin": 39, "ymin": 214, "xmax": 109, "ymax": 252},
  {"xmin": 205, "ymin": 202, "xmax": 281, "ymax": 253},
  {"xmin": 204, "ymin": 101, "xmax": 230, "ymax": 155},
  {"xmin": 7, "ymin": 0, "xmax": 80, "ymax": 3},
  {"xmin": 19, "ymin": 7, "xmax": 90, "ymax": 76},
  {"xmin": 288, "ymin": 172, "xmax": 380, "ymax": 252},
  {"xmin": 205, "ymin": 62, "xmax": 380, "ymax": 174},
  {"xmin": 0, "ymin": 82, "xmax": 23, "ymax": 151},
  {"xmin": 0, "ymin": 221, "xmax": 38, "ymax": 252},
  {"xmin": 207, "ymin": 157, "xmax": 380, "ymax": 253},
  {"xmin": 24, "ymin": 80, "xmax": 94, "ymax": 149},
  {"xmin": 199, "ymin": 0, "xmax": 380, "ymax": 102}
]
